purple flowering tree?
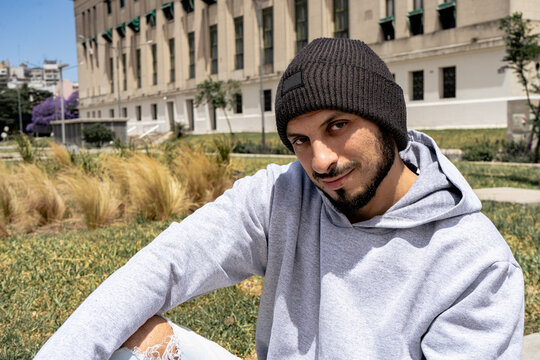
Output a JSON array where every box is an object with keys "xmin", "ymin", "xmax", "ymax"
[{"xmin": 26, "ymin": 91, "xmax": 79, "ymax": 134}]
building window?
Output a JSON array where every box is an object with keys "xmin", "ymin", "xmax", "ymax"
[
  {"xmin": 169, "ymin": 38, "xmax": 175, "ymax": 82},
  {"xmin": 136, "ymin": 49, "xmax": 141, "ymax": 88},
  {"xmin": 98, "ymin": 110, "xmax": 102, "ymax": 118},
  {"xmin": 110, "ymin": 109, "xmax": 115, "ymax": 118},
  {"xmin": 151, "ymin": 44, "xmax": 157, "ymax": 85},
  {"xmin": 333, "ymin": 0, "xmax": 348, "ymax": 38},
  {"xmin": 234, "ymin": 93, "xmax": 242, "ymax": 114},
  {"xmin": 441, "ymin": 66, "xmax": 456, "ymax": 98},
  {"xmin": 438, "ymin": 1, "xmax": 456, "ymax": 29},
  {"xmin": 122, "ymin": 107, "xmax": 127, "ymax": 118},
  {"xmin": 408, "ymin": 0, "xmax": 423, "ymax": 35},
  {"xmin": 151, "ymin": 103, "xmax": 158, "ymax": 120},
  {"xmin": 162, "ymin": 2, "xmax": 174, "ymax": 21},
  {"xmin": 122, "ymin": 53, "xmax": 127, "ymax": 90},
  {"xmin": 109, "ymin": 57, "xmax": 114, "ymax": 93},
  {"xmin": 210, "ymin": 106, "xmax": 217, "ymax": 130},
  {"xmin": 411, "ymin": 70, "xmax": 424, "ymax": 101},
  {"xmin": 120, "ymin": 0, "xmax": 125, "ymax": 8},
  {"xmin": 146, "ymin": 10, "xmax": 156, "ymax": 27},
  {"xmin": 380, "ymin": 0, "xmax": 395, "ymax": 40},
  {"xmin": 209, "ymin": 25, "xmax": 218, "ymax": 74},
  {"xmin": 136, "ymin": 105, "xmax": 142, "ymax": 121},
  {"xmin": 105, "ymin": 0, "xmax": 112, "ymax": 14},
  {"xmin": 188, "ymin": 32, "xmax": 195, "ymax": 78},
  {"xmin": 181, "ymin": 0, "xmax": 194, "ymax": 13},
  {"xmin": 295, "ymin": 0, "xmax": 308, "ymax": 53},
  {"xmin": 263, "ymin": 8, "xmax": 273, "ymax": 65},
  {"xmin": 264, "ymin": 89, "xmax": 272, "ymax": 111},
  {"xmin": 234, "ymin": 17, "xmax": 244, "ymax": 70}
]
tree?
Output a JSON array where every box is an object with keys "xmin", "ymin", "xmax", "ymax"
[
  {"xmin": 499, "ymin": 12, "xmax": 540, "ymax": 162},
  {"xmin": 194, "ymin": 78, "xmax": 240, "ymax": 134},
  {"xmin": 0, "ymin": 85, "xmax": 52, "ymax": 133},
  {"xmin": 82, "ymin": 123, "xmax": 115, "ymax": 148},
  {"xmin": 26, "ymin": 91, "xmax": 79, "ymax": 135}
]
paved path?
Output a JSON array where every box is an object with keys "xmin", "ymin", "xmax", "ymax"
[
  {"xmin": 523, "ymin": 332, "xmax": 540, "ymax": 359},
  {"xmin": 474, "ymin": 187, "xmax": 540, "ymax": 205}
]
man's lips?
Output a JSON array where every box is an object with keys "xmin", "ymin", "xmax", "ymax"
[{"xmin": 320, "ymin": 169, "xmax": 354, "ymax": 190}]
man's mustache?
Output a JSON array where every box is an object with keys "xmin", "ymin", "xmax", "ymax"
[{"xmin": 312, "ymin": 161, "xmax": 360, "ymax": 180}]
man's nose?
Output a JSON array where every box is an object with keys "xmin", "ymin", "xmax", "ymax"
[{"xmin": 311, "ymin": 140, "xmax": 338, "ymax": 175}]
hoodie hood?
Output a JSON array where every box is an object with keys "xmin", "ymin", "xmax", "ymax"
[{"xmin": 322, "ymin": 130, "xmax": 482, "ymax": 229}]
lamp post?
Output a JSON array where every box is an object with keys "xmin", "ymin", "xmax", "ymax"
[
  {"xmin": 254, "ymin": 0, "xmax": 266, "ymax": 148},
  {"xmin": 58, "ymin": 63, "xmax": 69, "ymax": 144},
  {"xmin": 15, "ymin": 84, "xmax": 23, "ymax": 135}
]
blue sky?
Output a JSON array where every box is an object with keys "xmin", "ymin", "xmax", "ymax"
[{"xmin": 0, "ymin": 0, "xmax": 79, "ymax": 81}]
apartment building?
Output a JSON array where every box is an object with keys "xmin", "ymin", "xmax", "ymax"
[{"xmin": 73, "ymin": 0, "xmax": 540, "ymax": 136}]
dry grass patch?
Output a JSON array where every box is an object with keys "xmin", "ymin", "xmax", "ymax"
[
  {"xmin": 50, "ymin": 142, "xmax": 72, "ymax": 168},
  {"xmin": 60, "ymin": 171, "xmax": 122, "ymax": 229},
  {"xmin": 107, "ymin": 154, "xmax": 192, "ymax": 221},
  {"xmin": 15, "ymin": 164, "xmax": 66, "ymax": 227},
  {"xmin": 172, "ymin": 145, "xmax": 233, "ymax": 206},
  {"xmin": 237, "ymin": 276, "xmax": 264, "ymax": 297}
]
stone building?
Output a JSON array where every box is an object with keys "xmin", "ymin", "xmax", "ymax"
[{"xmin": 72, "ymin": 0, "xmax": 540, "ymax": 136}]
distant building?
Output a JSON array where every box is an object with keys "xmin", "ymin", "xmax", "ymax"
[
  {"xmin": 0, "ymin": 59, "xmax": 62, "ymax": 94},
  {"xmin": 72, "ymin": 0, "xmax": 540, "ymax": 136}
]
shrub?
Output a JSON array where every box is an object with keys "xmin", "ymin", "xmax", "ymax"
[
  {"xmin": 498, "ymin": 140, "xmax": 532, "ymax": 163},
  {"xmin": 172, "ymin": 145, "xmax": 233, "ymax": 206},
  {"xmin": 82, "ymin": 123, "xmax": 115, "ymax": 148},
  {"xmin": 15, "ymin": 135, "xmax": 38, "ymax": 163},
  {"xmin": 106, "ymin": 155, "xmax": 192, "ymax": 221},
  {"xmin": 60, "ymin": 170, "xmax": 122, "ymax": 229},
  {"xmin": 462, "ymin": 139, "xmax": 496, "ymax": 161},
  {"xmin": 16, "ymin": 164, "xmax": 66, "ymax": 226}
]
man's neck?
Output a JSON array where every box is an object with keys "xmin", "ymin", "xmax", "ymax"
[{"xmin": 350, "ymin": 158, "xmax": 418, "ymax": 223}]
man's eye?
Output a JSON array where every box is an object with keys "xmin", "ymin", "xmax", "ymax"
[
  {"xmin": 291, "ymin": 137, "xmax": 307, "ymax": 146},
  {"xmin": 330, "ymin": 122, "xmax": 347, "ymax": 131}
]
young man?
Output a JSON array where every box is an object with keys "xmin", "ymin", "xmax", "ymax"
[{"xmin": 35, "ymin": 38, "xmax": 524, "ymax": 359}]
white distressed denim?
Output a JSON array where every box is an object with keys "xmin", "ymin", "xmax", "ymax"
[{"xmin": 109, "ymin": 317, "xmax": 241, "ymax": 360}]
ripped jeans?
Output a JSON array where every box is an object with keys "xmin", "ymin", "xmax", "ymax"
[{"xmin": 110, "ymin": 317, "xmax": 241, "ymax": 360}]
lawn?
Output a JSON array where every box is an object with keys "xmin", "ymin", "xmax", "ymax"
[{"xmin": 1, "ymin": 152, "xmax": 539, "ymax": 359}]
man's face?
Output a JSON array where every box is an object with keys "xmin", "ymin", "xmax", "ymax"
[{"xmin": 286, "ymin": 110, "xmax": 396, "ymax": 218}]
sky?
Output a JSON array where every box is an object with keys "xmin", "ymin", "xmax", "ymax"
[{"xmin": 0, "ymin": 0, "xmax": 79, "ymax": 82}]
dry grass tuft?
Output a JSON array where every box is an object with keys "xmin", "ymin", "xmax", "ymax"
[
  {"xmin": 0, "ymin": 214, "xmax": 8, "ymax": 238},
  {"xmin": 15, "ymin": 164, "xmax": 66, "ymax": 227},
  {"xmin": 237, "ymin": 276, "xmax": 264, "ymax": 297},
  {"xmin": 60, "ymin": 170, "xmax": 122, "ymax": 229},
  {"xmin": 50, "ymin": 142, "xmax": 72, "ymax": 168},
  {"xmin": 107, "ymin": 154, "xmax": 192, "ymax": 221},
  {"xmin": 172, "ymin": 145, "xmax": 233, "ymax": 206}
]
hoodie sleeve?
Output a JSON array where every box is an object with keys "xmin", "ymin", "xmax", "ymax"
[
  {"xmin": 33, "ymin": 164, "xmax": 283, "ymax": 360},
  {"xmin": 421, "ymin": 261, "xmax": 524, "ymax": 360}
]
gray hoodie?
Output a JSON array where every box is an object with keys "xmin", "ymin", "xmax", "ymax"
[{"xmin": 34, "ymin": 130, "xmax": 524, "ymax": 359}]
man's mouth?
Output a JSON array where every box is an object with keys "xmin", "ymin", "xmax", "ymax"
[{"xmin": 320, "ymin": 168, "xmax": 354, "ymax": 190}]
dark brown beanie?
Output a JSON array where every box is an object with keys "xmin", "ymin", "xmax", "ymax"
[{"xmin": 275, "ymin": 37, "xmax": 408, "ymax": 151}]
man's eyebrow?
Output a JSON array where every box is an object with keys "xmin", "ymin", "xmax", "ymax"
[{"xmin": 287, "ymin": 111, "xmax": 345, "ymax": 139}]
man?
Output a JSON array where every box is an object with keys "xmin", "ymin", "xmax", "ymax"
[{"xmin": 35, "ymin": 38, "xmax": 524, "ymax": 359}]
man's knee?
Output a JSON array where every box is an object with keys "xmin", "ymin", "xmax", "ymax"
[{"xmin": 122, "ymin": 315, "xmax": 177, "ymax": 358}]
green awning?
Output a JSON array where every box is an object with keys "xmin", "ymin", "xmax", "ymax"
[
  {"xmin": 162, "ymin": 2, "xmax": 174, "ymax": 20},
  {"xmin": 127, "ymin": 16, "xmax": 140, "ymax": 32},
  {"xmin": 116, "ymin": 23, "xmax": 126, "ymax": 37},
  {"xmin": 81, "ymin": 39, "xmax": 87, "ymax": 48},
  {"xmin": 201, "ymin": 0, "xmax": 216, "ymax": 4},
  {"xmin": 146, "ymin": 9, "xmax": 156, "ymax": 25},
  {"xmin": 437, "ymin": 1, "xmax": 456, "ymax": 10},
  {"xmin": 91, "ymin": 35, "xmax": 98, "ymax": 45},
  {"xmin": 181, "ymin": 0, "xmax": 194, "ymax": 13},
  {"xmin": 101, "ymin": 28, "xmax": 113, "ymax": 43},
  {"xmin": 408, "ymin": 8, "xmax": 423, "ymax": 16},
  {"xmin": 378, "ymin": 15, "xmax": 394, "ymax": 24}
]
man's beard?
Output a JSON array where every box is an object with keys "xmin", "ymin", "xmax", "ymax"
[{"xmin": 313, "ymin": 131, "xmax": 396, "ymax": 218}]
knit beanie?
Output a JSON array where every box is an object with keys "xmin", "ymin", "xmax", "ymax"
[{"xmin": 275, "ymin": 37, "xmax": 408, "ymax": 151}]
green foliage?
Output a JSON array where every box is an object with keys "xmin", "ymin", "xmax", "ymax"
[
  {"xmin": 14, "ymin": 135, "xmax": 42, "ymax": 163},
  {"xmin": 499, "ymin": 12, "xmax": 540, "ymax": 162},
  {"xmin": 421, "ymin": 128, "xmax": 506, "ymax": 150},
  {"xmin": 194, "ymin": 78, "xmax": 240, "ymax": 134},
  {"xmin": 0, "ymin": 85, "xmax": 52, "ymax": 132},
  {"xmin": 82, "ymin": 123, "xmax": 115, "ymax": 148},
  {"xmin": 499, "ymin": 140, "xmax": 533, "ymax": 163},
  {"xmin": 462, "ymin": 138, "xmax": 496, "ymax": 161}
]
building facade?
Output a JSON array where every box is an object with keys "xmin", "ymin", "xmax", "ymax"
[
  {"xmin": 0, "ymin": 60, "xmax": 67, "ymax": 94},
  {"xmin": 73, "ymin": 0, "xmax": 540, "ymax": 137}
]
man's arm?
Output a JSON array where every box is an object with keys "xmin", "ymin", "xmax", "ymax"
[
  {"xmin": 33, "ymin": 164, "xmax": 282, "ymax": 359},
  {"xmin": 421, "ymin": 261, "xmax": 524, "ymax": 359}
]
